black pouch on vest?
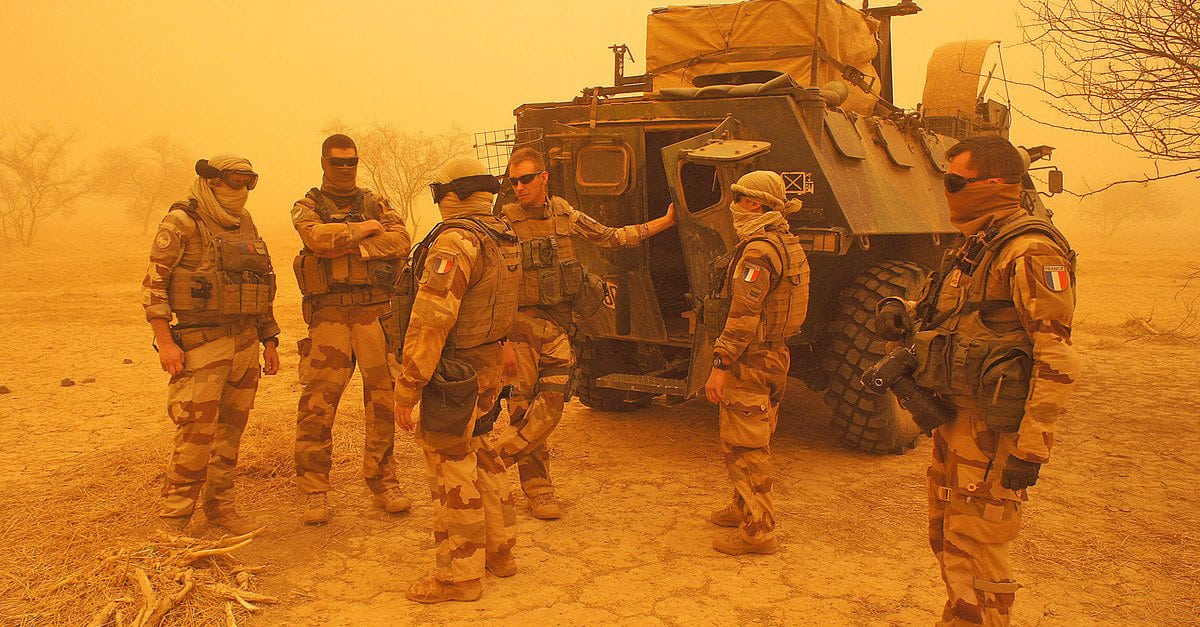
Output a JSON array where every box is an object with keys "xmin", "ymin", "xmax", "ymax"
[
  {"xmin": 979, "ymin": 347, "xmax": 1033, "ymax": 432},
  {"xmin": 420, "ymin": 356, "xmax": 478, "ymax": 437}
]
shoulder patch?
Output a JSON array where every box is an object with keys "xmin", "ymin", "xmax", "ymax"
[
  {"xmin": 1042, "ymin": 265, "xmax": 1069, "ymax": 291},
  {"xmin": 154, "ymin": 228, "xmax": 174, "ymax": 250},
  {"xmin": 431, "ymin": 255, "xmax": 455, "ymax": 275},
  {"xmin": 741, "ymin": 265, "xmax": 766, "ymax": 282}
]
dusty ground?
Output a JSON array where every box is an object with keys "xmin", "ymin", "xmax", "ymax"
[{"xmin": 0, "ymin": 216, "xmax": 1197, "ymax": 625}]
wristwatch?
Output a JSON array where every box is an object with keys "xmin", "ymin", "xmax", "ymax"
[{"xmin": 712, "ymin": 355, "xmax": 729, "ymax": 371}]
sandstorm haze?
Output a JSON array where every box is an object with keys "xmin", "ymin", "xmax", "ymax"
[{"xmin": 2, "ymin": 0, "xmax": 1190, "ymax": 234}]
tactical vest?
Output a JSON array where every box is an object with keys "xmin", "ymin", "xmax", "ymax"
[
  {"xmin": 911, "ymin": 214, "xmax": 1076, "ymax": 432},
  {"xmin": 502, "ymin": 197, "xmax": 586, "ymax": 308},
  {"xmin": 383, "ymin": 215, "xmax": 521, "ymax": 357},
  {"xmin": 165, "ymin": 200, "xmax": 276, "ymax": 324},
  {"xmin": 703, "ymin": 225, "xmax": 809, "ymax": 343},
  {"xmin": 293, "ymin": 188, "xmax": 398, "ymax": 308}
]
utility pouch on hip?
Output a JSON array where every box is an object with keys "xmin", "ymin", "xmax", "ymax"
[
  {"xmin": 911, "ymin": 330, "xmax": 952, "ymax": 396},
  {"xmin": 293, "ymin": 251, "xmax": 330, "ymax": 296},
  {"xmin": 571, "ymin": 271, "xmax": 607, "ymax": 320},
  {"xmin": 420, "ymin": 356, "xmax": 478, "ymax": 438},
  {"xmin": 979, "ymin": 347, "xmax": 1033, "ymax": 432}
]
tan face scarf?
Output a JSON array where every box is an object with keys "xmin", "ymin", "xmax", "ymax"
[
  {"xmin": 321, "ymin": 158, "xmax": 359, "ymax": 207},
  {"xmin": 946, "ymin": 182, "xmax": 1025, "ymax": 236},
  {"xmin": 438, "ymin": 191, "xmax": 495, "ymax": 220},
  {"xmin": 189, "ymin": 177, "xmax": 244, "ymax": 229},
  {"xmin": 731, "ymin": 206, "xmax": 788, "ymax": 239}
]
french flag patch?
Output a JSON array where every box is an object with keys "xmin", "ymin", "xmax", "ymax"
[
  {"xmin": 741, "ymin": 266, "xmax": 762, "ymax": 282},
  {"xmin": 1043, "ymin": 265, "xmax": 1068, "ymax": 291},
  {"xmin": 433, "ymin": 256, "xmax": 454, "ymax": 274}
]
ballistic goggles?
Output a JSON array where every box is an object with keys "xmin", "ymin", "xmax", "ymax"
[
  {"xmin": 196, "ymin": 159, "xmax": 259, "ymax": 190},
  {"xmin": 429, "ymin": 174, "xmax": 501, "ymax": 204}
]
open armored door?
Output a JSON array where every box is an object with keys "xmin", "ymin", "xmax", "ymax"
[
  {"xmin": 544, "ymin": 122, "xmax": 668, "ymax": 341},
  {"xmin": 661, "ymin": 118, "xmax": 771, "ymax": 397}
]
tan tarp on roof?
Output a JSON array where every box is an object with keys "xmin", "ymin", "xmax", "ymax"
[
  {"xmin": 646, "ymin": 0, "xmax": 881, "ymax": 114},
  {"xmin": 922, "ymin": 40, "xmax": 999, "ymax": 117}
]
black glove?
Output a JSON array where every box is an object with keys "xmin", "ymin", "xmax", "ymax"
[
  {"xmin": 874, "ymin": 299, "xmax": 913, "ymax": 341},
  {"xmin": 1000, "ymin": 456, "xmax": 1041, "ymax": 490}
]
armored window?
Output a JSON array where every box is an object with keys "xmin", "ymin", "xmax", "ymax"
[
  {"xmin": 576, "ymin": 144, "xmax": 632, "ymax": 195},
  {"xmin": 678, "ymin": 162, "xmax": 726, "ymax": 214}
]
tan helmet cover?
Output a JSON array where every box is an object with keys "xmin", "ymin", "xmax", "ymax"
[
  {"xmin": 730, "ymin": 170, "xmax": 787, "ymax": 210},
  {"xmin": 437, "ymin": 156, "xmax": 489, "ymax": 184}
]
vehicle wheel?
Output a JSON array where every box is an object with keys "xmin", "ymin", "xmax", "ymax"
[
  {"xmin": 821, "ymin": 261, "xmax": 927, "ymax": 453},
  {"xmin": 575, "ymin": 338, "xmax": 656, "ymax": 412}
]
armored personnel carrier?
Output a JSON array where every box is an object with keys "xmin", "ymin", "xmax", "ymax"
[{"xmin": 477, "ymin": 0, "xmax": 1062, "ymax": 453}]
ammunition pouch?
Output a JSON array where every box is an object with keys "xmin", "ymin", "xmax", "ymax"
[
  {"xmin": 167, "ymin": 269, "xmax": 275, "ymax": 317},
  {"xmin": 294, "ymin": 249, "xmax": 398, "ymax": 297},
  {"xmin": 521, "ymin": 237, "xmax": 585, "ymax": 307},
  {"xmin": 911, "ymin": 330, "xmax": 1033, "ymax": 432},
  {"xmin": 419, "ymin": 355, "xmax": 478, "ymax": 438}
]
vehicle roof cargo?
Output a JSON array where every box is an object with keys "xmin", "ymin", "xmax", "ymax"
[{"xmin": 646, "ymin": 0, "xmax": 882, "ymax": 114}]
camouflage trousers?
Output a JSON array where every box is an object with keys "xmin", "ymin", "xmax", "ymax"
[
  {"xmin": 497, "ymin": 308, "xmax": 574, "ymax": 499},
  {"xmin": 718, "ymin": 342, "xmax": 789, "ymax": 542},
  {"xmin": 416, "ymin": 343, "xmax": 516, "ymax": 583},
  {"xmin": 929, "ymin": 401, "xmax": 1027, "ymax": 626},
  {"xmin": 160, "ymin": 326, "xmax": 260, "ymax": 519},
  {"xmin": 295, "ymin": 303, "xmax": 398, "ymax": 495}
]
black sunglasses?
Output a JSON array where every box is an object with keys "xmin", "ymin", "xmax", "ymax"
[
  {"xmin": 943, "ymin": 173, "xmax": 988, "ymax": 193},
  {"xmin": 327, "ymin": 156, "xmax": 359, "ymax": 167},
  {"xmin": 508, "ymin": 171, "xmax": 544, "ymax": 187}
]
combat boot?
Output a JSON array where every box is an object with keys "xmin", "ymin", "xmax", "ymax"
[
  {"xmin": 406, "ymin": 575, "xmax": 483, "ymax": 604},
  {"xmin": 713, "ymin": 531, "xmax": 780, "ymax": 556},
  {"xmin": 303, "ymin": 493, "xmax": 331, "ymax": 525},
  {"xmin": 528, "ymin": 493, "xmax": 561, "ymax": 520},
  {"xmin": 373, "ymin": 487, "xmax": 412, "ymax": 514},
  {"xmin": 486, "ymin": 551, "xmax": 517, "ymax": 578},
  {"xmin": 708, "ymin": 504, "xmax": 741, "ymax": 528},
  {"xmin": 208, "ymin": 510, "xmax": 261, "ymax": 536},
  {"xmin": 158, "ymin": 515, "xmax": 190, "ymax": 535}
]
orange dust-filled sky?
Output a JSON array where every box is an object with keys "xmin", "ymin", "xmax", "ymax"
[{"xmin": 0, "ymin": 0, "xmax": 1158, "ymax": 227}]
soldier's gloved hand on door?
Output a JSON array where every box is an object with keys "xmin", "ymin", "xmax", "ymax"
[{"xmin": 1000, "ymin": 455, "xmax": 1041, "ymax": 490}]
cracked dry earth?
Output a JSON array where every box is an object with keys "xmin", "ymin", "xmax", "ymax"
[{"xmin": 1, "ymin": 219, "xmax": 1197, "ymax": 624}]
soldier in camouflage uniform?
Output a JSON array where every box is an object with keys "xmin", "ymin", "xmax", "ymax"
[
  {"xmin": 703, "ymin": 171, "xmax": 809, "ymax": 555},
  {"xmin": 394, "ymin": 157, "xmax": 521, "ymax": 604},
  {"xmin": 143, "ymin": 153, "xmax": 280, "ymax": 536},
  {"xmin": 496, "ymin": 147, "xmax": 676, "ymax": 519},
  {"xmin": 875, "ymin": 136, "xmax": 1080, "ymax": 626},
  {"xmin": 292, "ymin": 135, "xmax": 412, "ymax": 525}
]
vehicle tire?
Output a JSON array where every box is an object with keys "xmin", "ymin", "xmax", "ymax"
[
  {"xmin": 821, "ymin": 261, "xmax": 927, "ymax": 453},
  {"xmin": 575, "ymin": 338, "xmax": 656, "ymax": 412}
]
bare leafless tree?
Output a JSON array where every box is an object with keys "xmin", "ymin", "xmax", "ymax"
[
  {"xmin": 0, "ymin": 124, "xmax": 90, "ymax": 247},
  {"xmin": 1018, "ymin": 0, "xmax": 1200, "ymax": 194},
  {"xmin": 1076, "ymin": 181, "xmax": 1184, "ymax": 235},
  {"xmin": 321, "ymin": 121, "xmax": 470, "ymax": 238},
  {"xmin": 92, "ymin": 136, "xmax": 192, "ymax": 234}
]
